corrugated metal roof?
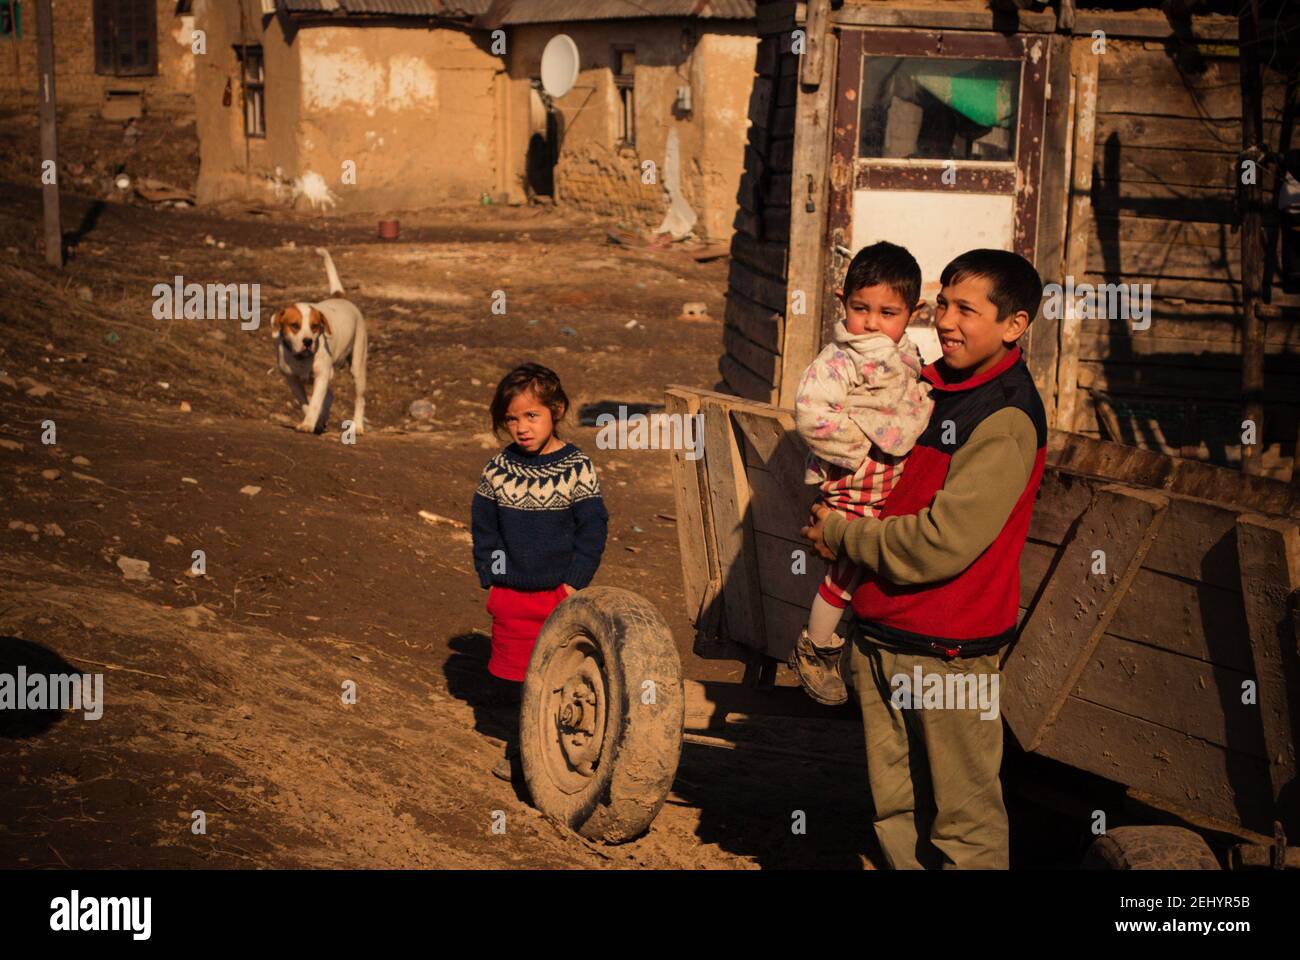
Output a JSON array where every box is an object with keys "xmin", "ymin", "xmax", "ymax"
[
  {"xmin": 479, "ymin": 0, "xmax": 756, "ymax": 27},
  {"xmin": 277, "ymin": 0, "xmax": 492, "ymax": 17}
]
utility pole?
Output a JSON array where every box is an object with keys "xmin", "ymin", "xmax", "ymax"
[{"xmin": 36, "ymin": 0, "xmax": 62, "ymax": 267}]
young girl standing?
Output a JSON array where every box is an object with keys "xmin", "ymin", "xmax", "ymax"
[{"xmin": 471, "ymin": 363, "xmax": 608, "ymax": 780}]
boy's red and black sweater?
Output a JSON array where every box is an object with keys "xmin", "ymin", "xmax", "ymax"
[{"xmin": 820, "ymin": 347, "xmax": 1047, "ymax": 658}]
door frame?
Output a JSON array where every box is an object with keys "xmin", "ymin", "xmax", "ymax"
[{"xmin": 822, "ymin": 29, "xmax": 1051, "ymax": 346}]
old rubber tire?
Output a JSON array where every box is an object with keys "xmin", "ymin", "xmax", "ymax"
[
  {"xmin": 1083, "ymin": 826, "xmax": 1221, "ymax": 870},
  {"xmin": 519, "ymin": 586, "xmax": 683, "ymax": 843}
]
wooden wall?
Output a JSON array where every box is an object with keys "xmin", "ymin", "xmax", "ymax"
[
  {"xmin": 1063, "ymin": 39, "xmax": 1299, "ymax": 477},
  {"xmin": 719, "ymin": 1, "xmax": 799, "ymax": 403}
]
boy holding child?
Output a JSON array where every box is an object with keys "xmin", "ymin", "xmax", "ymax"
[{"xmin": 801, "ymin": 247, "xmax": 1048, "ymax": 870}]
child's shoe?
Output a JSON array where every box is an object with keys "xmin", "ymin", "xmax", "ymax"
[{"xmin": 789, "ymin": 628, "xmax": 848, "ymax": 705}]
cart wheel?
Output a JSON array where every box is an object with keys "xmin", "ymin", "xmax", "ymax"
[
  {"xmin": 519, "ymin": 586, "xmax": 683, "ymax": 843},
  {"xmin": 1083, "ymin": 826, "xmax": 1221, "ymax": 870}
]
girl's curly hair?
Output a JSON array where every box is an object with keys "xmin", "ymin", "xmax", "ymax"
[{"xmin": 490, "ymin": 363, "xmax": 569, "ymax": 438}]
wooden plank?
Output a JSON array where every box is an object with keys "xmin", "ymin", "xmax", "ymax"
[
  {"xmin": 664, "ymin": 389, "xmax": 720, "ymax": 634},
  {"xmin": 1102, "ymin": 146, "xmax": 1237, "ymax": 191},
  {"xmin": 1077, "ymin": 360, "xmax": 1300, "ymax": 403},
  {"xmin": 780, "ymin": 26, "xmax": 836, "ymax": 410},
  {"xmin": 731, "ymin": 406, "xmax": 811, "ymax": 504},
  {"xmin": 775, "ymin": 69, "xmax": 798, "ymax": 108},
  {"xmin": 755, "ymin": 34, "xmax": 778, "ymax": 77},
  {"xmin": 1092, "ymin": 214, "xmax": 1245, "ymax": 249},
  {"xmin": 770, "ymin": 104, "xmax": 797, "ymax": 138},
  {"xmin": 728, "ymin": 258, "xmax": 787, "ymax": 313},
  {"xmin": 1027, "ymin": 33, "xmax": 1073, "ymax": 427},
  {"xmin": 1090, "ymin": 185, "xmax": 1235, "ymax": 222},
  {"xmin": 755, "ymin": 529, "xmax": 827, "ymax": 609},
  {"xmin": 1047, "ymin": 430, "xmax": 1300, "ymax": 521},
  {"xmin": 1003, "ymin": 484, "xmax": 1169, "ymax": 752},
  {"xmin": 1077, "ymin": 330, "xmax": 1300, "ymax": 363},
  {"xmin": 1074, "ymin": 634, "xmax": 1266, "ymax": 757},
  {"xmin": 724, "ymin": 325, "xmax": 781, "ymax": 388},
  {"xmin": 730, "ymin": 231, "xmax": 787, "ymax": 282},
  {"xmin": 1035, "ymin": 696, "xmax": 1276, "ymax": 831},
  {"xmin": 718, "ymin": 352, "xmax": 774, "ymax": 404},
  {"xmin": 1079, "ymin": 271, "xmax": 1248, "ymax": 304},
  {"xmin": 769, "ymin": 136, "xmax": 794, "ymax": 174},
  {"xmin": 724, "ymin": 291, "xmax": 783, "ymax": 355},
  {"xmin": 1095, "ymin": 113, "xmax": 1283, "ymax": 154},
  {"xmin": 799, "ymin": 0, "xmax": 830, "ymax": 87},
  {"xmin": 746, "ymin": 465, "xmax": 819, "ymax": 543},
  {"xmin": 1019, "ymin": 539, "xmax": 1060, "ymax": 610},
  {"xmin": 1072, "ymin": 12, "xmax": 1240, "ymax": 41},
  {"xmin": 747, "ymin": 75, "xmax": 774, "ymax": 128},
  {"xmin": 756, "ymin": 0, "xmax": 797, "ymax": 36},
  {"xmin": 830, "ymin": 2, "xmax": 1057, "ymax": 32},
  {"xmin": 1096, "ymin": 77, "xmax": 1285, "ymax": 123},
  {"xmin": 1028, "ymin": 469, "xmax": 1096, "ymax": 544},
  {"xmin": 1055, "ymin": 45, "xmax": 1100, "ymax": 432},
  {"xmin": 1107, "ymin": 570, "xmax": 1251, "ymax": 672},
  {"xmin": 1085, "ymin": 236, "xmax": 1240, "ymax": 280},
  {"xmin": 763, "ymin": 205, "xmax": 791, "ymax": 243},
  {"xmin": 763, "ymin": 173, "xmax": 793, "ymax": 209},
  {"xmin": 37, "ymin": 0, "xmax": 63, "ymax": 268},
  {"xmin": 700, "ymin": 397, "xmax": 767, "ymax": 652},
  {"xmin": 762, "ymin": 593, "xmax": 808, "ymax": 661},
  {"xmin": 1234, "ymin": 515, "xmax": 1300, "ymax": 810}
]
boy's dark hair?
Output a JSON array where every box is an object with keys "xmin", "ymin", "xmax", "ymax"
[
  {"xmin": 940, "ymin": 249, "xmax": 1043, "ymax": 323},
  {"xmin": 490, "ymin": 362, "xmax": 569, "ymax": 437},
  {"xmin": 842, "ymin": 241, "xmax": 922, "ymax": 309}
]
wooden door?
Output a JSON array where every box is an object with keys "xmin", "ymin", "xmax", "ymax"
[{"xmin": 825, "ymin": 30, "xmax": 1050, "ymax": 362}]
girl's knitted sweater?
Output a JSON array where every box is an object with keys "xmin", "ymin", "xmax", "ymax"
[{"xmin": 471, "ymin": 441, "xmax": 609, "ymax": 592}]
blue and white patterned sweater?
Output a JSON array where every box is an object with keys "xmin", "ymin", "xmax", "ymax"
[{"xmin": 471, "ymin": 441, "xmax": 609, "ymax": 591}]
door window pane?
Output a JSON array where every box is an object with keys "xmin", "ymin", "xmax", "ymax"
[{"xmin": 859, "ymin": 57, "xmax": 1020, "ymax": 162}]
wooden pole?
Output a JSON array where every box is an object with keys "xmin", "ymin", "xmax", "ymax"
[
  {"xmin": 35, "ymin": 0, "xmax": 62, "ymax": 267},
  {"xmin": 1238, "ymin": 0, "xmax": 1266, "ymax": 475},
  {"xmin": 1054, "ymin": 42, "xmax": 1099, "ymax": 433}
]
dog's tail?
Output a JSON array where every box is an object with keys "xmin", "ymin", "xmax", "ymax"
[{"xmin": 315, "ymin": 246, "xmax": 344, "ymax": 296}]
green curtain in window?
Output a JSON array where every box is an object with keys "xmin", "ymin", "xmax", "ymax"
[{"xmin": 912, "ymin": 62, "xmax": 1016, "ymax": 129}]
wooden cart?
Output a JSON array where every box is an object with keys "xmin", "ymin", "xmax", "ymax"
[{"xmin": 517, "ymin": 384, "xmax": 1299, "ymax": 868}]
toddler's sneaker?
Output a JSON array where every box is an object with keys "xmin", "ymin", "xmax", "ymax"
[{"xmin": 789, "ymin": 628, "xmax": 848, "ymax": 705}]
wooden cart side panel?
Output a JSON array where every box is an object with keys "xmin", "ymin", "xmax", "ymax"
[
  {"xmin": 1036, "ymin": 697, "xmax": 1276, "ymax": 831},
  {"xmin": 664, "ymin": 389, "xmax": 721, "ymax": 635},
  {"xmin": 1003, "ymin": 484, "xmax": 1169, "ymax": 752},
  {"xmin": 700, "ymin": 397, "xmax": 767, "ymax": 654},
  {"xmin": 1073, "ymin": 635, "xmax": 1267, "ymax": 759},
  {"xmin": 1047, "ymin": 429, "xmax": 1300, "ymax": 518},
  {"xmin": 1235, "ymin": 515, "xmax": 1300, "ymax": 815}
]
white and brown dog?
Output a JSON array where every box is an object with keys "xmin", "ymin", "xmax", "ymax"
[{"xmin": 272, "ymin": 248, "xmax": 367, "ymax": 435}]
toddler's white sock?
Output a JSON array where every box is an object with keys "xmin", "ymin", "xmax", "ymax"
[{"xmin": 807, "ymin": 594, "xmax": 847, "ymax": 649}]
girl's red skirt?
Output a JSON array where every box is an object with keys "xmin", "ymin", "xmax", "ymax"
[{"xmin": 485, "ymin": 584, "xmax": 568, "ymax": 682}]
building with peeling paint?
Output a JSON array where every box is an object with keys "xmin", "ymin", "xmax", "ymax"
[
  {"xmin": 190, "ymin": 0, "xmax": 757, "ymax": 240},
  {"xmin": 478, "ymin": 1, "xmax": 758, "ymax": 241}
]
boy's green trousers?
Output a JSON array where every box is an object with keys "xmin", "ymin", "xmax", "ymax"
[{"xmin": 847, "ymin": 627, "xmax": 1009, "ymax": 869}]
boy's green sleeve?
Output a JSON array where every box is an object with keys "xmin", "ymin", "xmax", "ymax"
[{"xmin": 821, "ymin": 407, "xmax": 1037, "ymax": 585}]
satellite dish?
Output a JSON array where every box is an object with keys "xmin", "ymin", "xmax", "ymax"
[{"xmin": 540, "ymin": 34, "xmax": 580, "ymax": 99}]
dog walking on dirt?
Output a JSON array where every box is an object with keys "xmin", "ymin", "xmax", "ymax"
[{"xmin": 271, "ymin": 248, "xmax": 368, "ymax": 436}]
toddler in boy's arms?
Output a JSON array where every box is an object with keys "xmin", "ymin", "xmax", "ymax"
[{"xmin": 789, "ymin": 242, "xmax": 933, "ymax": 704}]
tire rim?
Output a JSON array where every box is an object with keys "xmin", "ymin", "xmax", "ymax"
[{"xmin": 539, "ymin": 630, "xmax": 608, "ymax": 795}]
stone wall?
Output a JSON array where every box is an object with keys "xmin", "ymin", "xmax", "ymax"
[{"xmin": 0, "ymin": 0, "xmax": 195, "ymax": 116}]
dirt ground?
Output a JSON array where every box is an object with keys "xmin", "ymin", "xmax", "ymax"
[{"xmin": 0, "ymin": 161, "xmax": 1093, "ymax": 868}]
